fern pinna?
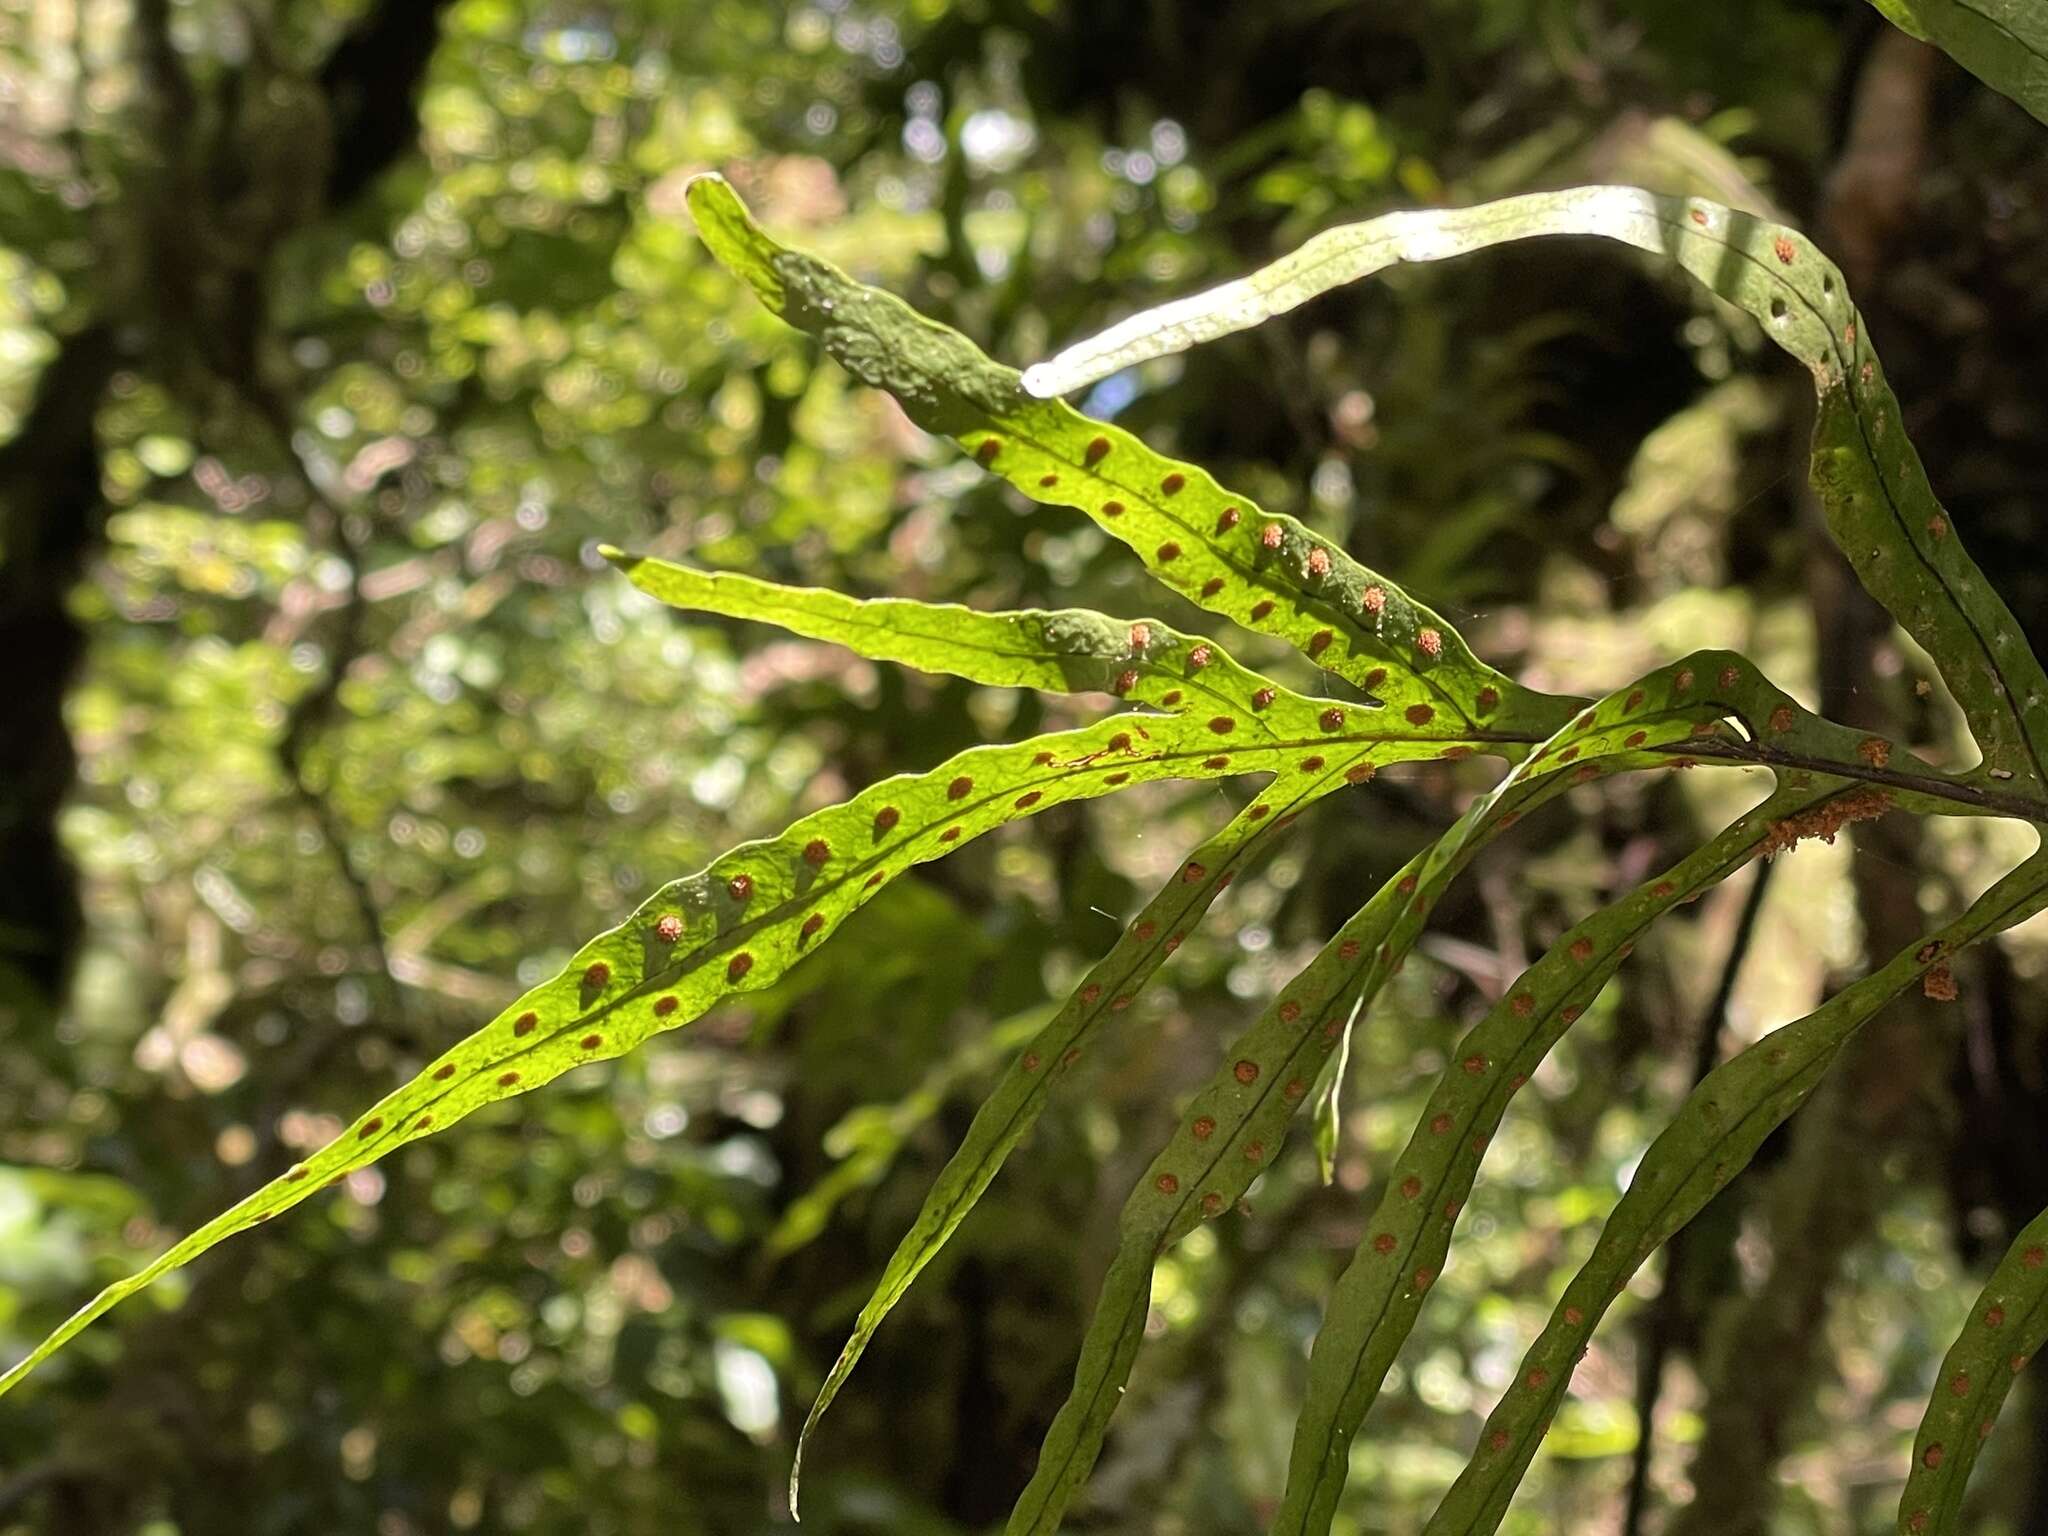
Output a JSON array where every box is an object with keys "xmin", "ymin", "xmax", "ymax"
[{"xmin": 8, "ymin": 71, "xmax": 2048, "ymax": 1536}]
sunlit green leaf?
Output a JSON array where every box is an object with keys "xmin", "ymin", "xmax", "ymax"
[
  {"xmin": 1417, "ymin": 853, "xmax": 2048, "ymax": 1536},
  {"xmin": 0, "ymin": 710, "xmax": 1334, "ymax": 1402},
  {"xmin": 1022, "ymin": 185, "xmax": 2048, "ymax": 796},
  {"xmin": 611, "ymin": 547, "xmax": 1417, "ymax": 743}
]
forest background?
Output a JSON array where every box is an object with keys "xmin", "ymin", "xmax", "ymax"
[{"xmin": 3, "ymin": 2, "xmax": 2047, "ymax": 1533}]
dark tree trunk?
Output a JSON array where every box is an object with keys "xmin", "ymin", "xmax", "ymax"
[{"xmin": 0, "ymin": 326, "xmax": 118, "ymax": 1021}]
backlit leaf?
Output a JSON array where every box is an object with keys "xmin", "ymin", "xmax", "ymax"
[
  {"xmin": 1022, "ymin": 186, "xmax": 2048, "ymax": 795},
  {"xmin": 611, "ymin": 547, "xmax": 1415, "ymax": 744},
  {"xmin": 683, "ymin": 173, "xmax": 1578, "ymax": 747},
  {"xmin": 0, "ymin": 712, "xmax": 1350, "ymax": 1402}
]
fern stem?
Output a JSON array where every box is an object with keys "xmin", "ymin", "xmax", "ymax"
[{"xmin": 1653, "ymin": 739, "xmax": 2048, "ymax": 824}]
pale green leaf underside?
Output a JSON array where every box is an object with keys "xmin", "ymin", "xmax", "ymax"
[
  {"xmin": 1867, "ymin": 0, "xmax": 2048, "ymax": 125},
  {"xmin": 610, "ymin": 547, "xmax": 1412, "ymax": 743},
  {"xmin": 1896, "ymin": 1201, "xmax": 2048, "ymax": 1536},
  {"xmin": 1021, "ymin": 184, "xmax": 2048, "ymax": 795}
]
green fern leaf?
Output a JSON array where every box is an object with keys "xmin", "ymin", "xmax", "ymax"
[
  {"xmin": 1866, "ymin": 0, "xmax": 2048, "ymax": 124},
  {"xmin": 1271, "ymin": 782, "xmax": 1829, "ymax": 1536},
  {"xmin": 682, "ymin": 173, "xmax": 1577, "ymax": 746},
  {"xmin": 788, "ymin": 763, "xmax": 1344, "ymax": 1508},
  {"xmin": 1022, "ymin": 186, "xmax": 2048, "ymax": 795},
  {"xmin": 1267, "ymin": 634, "xmax": 2048, "ymax": 1531},
  {"xmin": 1416, "ymin": 854, "xmax": 2048, "ymax": 1536},
  {"xmin": 1006, "ymin": 656, "xmax": 1750, "ymax": 1534},
  {"xmin": 610, "ymin": 548, "xmax": 1424, "ymax": 745},
  {"xmin": 1, "ymin": 530, "xmax": 1582, "ymax": 1403},
  {"xmin": 1896, "ymin": 1202, "xmax": 2048, "ymax": 1536},
  {"xmin": 1010, "ymin": 638, "xmax": 2018, "ymax": 1535},
  {"xmin": 0, "ymin": 712, "xmax": 1332, "ymax": 1402}
]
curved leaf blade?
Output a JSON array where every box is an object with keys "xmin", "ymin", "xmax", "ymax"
[
  {"xmin": 1866, "ymin": 0, "xmax": 2048, "ymax": 125},
  {"xmin": 2, "ymin": 585, "xmax": 1570, "ymax": 1406},
  {"xmin": 789, "ymin": 756, "xmax": 1353, "ymax": 1508},
  {"xmin": 1022, "ymin": 186, "xmax": 2048, "ymax": 793},
  {"xmin": 1266, "ymin": 635, "xmax": 2025, "ymax": 1534},
  {"xmin": 1419, "ymin": 854, "xmax": 2048, "ymax": 1536},
  {"xmin": 609, "ymin": 547, "xmax": 1359, "ymax": 739},
  {"xmin": 1896, "ymin": 1203, "xmax": 2048, "ymax": 1536},
  {"xmin": 0, "ymin": 712, "xmax": 1352, "ymax": 1402},
  {"xmin": 1310, "ymin": 992, "xmax": 1362, "ymax": 1186},
  {"xmin": 683, "ymin": 172, "xmax": 1577, "ymax": 746}
]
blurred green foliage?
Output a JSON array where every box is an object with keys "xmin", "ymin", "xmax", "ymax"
[{"xmin": 1, "ymin": 2, "xmax": 2046, "ymax": 1535}]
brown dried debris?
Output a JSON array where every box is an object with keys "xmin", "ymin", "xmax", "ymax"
[{"xmin": 1758, "ymin": 786, "xmax": 1893, "ymax": 859}]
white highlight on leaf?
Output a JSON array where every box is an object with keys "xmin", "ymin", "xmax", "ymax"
[{"xmin": 1021, "ymin": 188, "xmax": 1678, "ymax": 398}]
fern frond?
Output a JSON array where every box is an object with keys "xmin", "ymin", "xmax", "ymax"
[
  {"xmin": 0, "ymin": 714, "xmax": 1339, "ymax": 1402},
  {"xmin": 1417, "ymin": 854, "xmax": 2048, "ymax": 1536},
  {"xmin": 1271, "ymin": 781, "xmax": 1838, "ymax": 1536},
  {"xmin": 1865, "ymin": 0, "xmax": 2048, "ymax": 124},
  {"xmin": 1896, "ymin": 1201, "xmax": 2048, "ymax": 1536},
  {"xmin": 1006, "ymin": 656, "xmax": 1744, "ymax": 1533},
  {"xmin": 789, "ymin": 764, "xmax": 1344, "ymax": 1507},
  {"xmin": 1022, "ymin": 186, "xmax": 2048, "ymax": 794},
  {"xmin": 610, "ymin": 548, "xmax": 1469, "ymax": 748},
  {"xmin": 683, "ymin": 173, "xmax": 1579, "ymax": 745}
]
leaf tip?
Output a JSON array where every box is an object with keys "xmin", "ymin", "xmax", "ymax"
[{"xmin": 1019, "ymin": 361, "xmax": 1068, "ymax": 399}]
